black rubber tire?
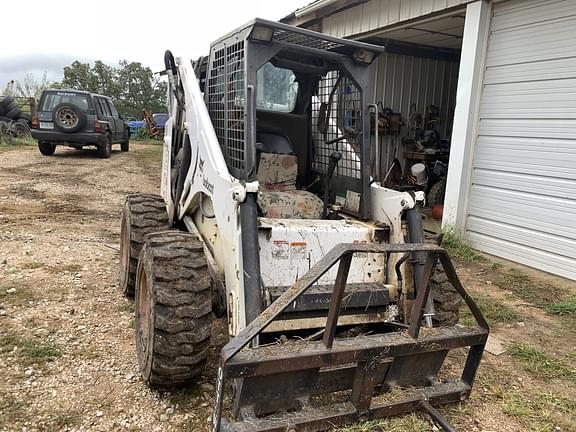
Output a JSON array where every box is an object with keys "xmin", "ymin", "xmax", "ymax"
[
  {"xmin": 12, "ymin": 122, "xmax": 30, "ymax": 138},
  {"xmin": 97, "ymin": 133, "xmax": 112, "ymax": 158},
  {"xmin": 38, "ymin": 142, "xmax": 56, "ymax": 156},
  {"xmin": 135, "ymin": 230, "xmax": 212, "ymax": 387},
  {"xmin": 18, "ymin": 112, "xmax": 32, "ymax": 123},
  {"xmin": 430, "ymin": 264, "xmax": 461, "ymax": 326},
  {"xmin": 427, "ymin": 177, "xmax": 447, "ymax": 207},
  {"xmin": 119, "ymin": 194, "xmax": 169, "ymax": 298},
  {"xmin": 0, "ymin": 96, "xmax": 13, "ymax": 109},
  {"xmin": 5, "ymin": 106, "xmax": 21, "ymax": 120},
  {"xmin": 52, "ymin": 103, "xmax": 86, "ymax": 133},
  {"xmin": 120, "ymin": 138, "xmax": 129, "ymax": 152}
]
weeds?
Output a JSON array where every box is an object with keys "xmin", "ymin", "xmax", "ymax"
[
  {"xmin": 545, "ymin": 297, "xmax": 576, "ymax": 316},
  {"xmin": 0, "ymin": 391, "xmax": 30, "ymax": 426},
  {"xmin": 136, "ymin": 144, "xmax": 163, "ymax": 166},
  {"xmin": 20, "ymin": 260, "xmax": 43, "ymax": 270},
  {"xmin": 47, "ymin": 263, "xmax": 83, "ymax": 273},
  {"xmin": 500, "ymin": 391, "xmax": 576, "ymax": 432},
  {"xmin": 0, "ymin": 136, "xmax": 36, "ymax": 150},
  {"xmin": 116, "ymin": 301, "xmax": 135, "ymax": 314},
  {"xmin": 0, "ymin": 332, "xmax": 63, "ymax": 364},
  {"xmin": 461, "ymin": 293, "xmax": 521, "ymax": 325},
  {"xmin": 441, "ymin": 231, "xmax": 486, "ymax": 262},
  {"xmin": 508, "ymin": 343, "xmax": 576, "ymax": 381},
  {"xmin": 334, "ymin": 413, "xmax": 432, "ymax": 432},
  {"xmin": 50, "ymin": 411, "xmax": 82, "ymax": 429},
  {"xmin": 0, "ymin": 283, "xmax": 36, "ymax": 305}
]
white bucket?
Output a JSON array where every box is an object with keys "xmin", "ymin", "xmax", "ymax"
[{"xmin": 411, "ymin": 163, "xmax": 428, "ymax": 186}]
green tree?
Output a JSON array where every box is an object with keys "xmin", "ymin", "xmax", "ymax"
[
  {"xmin": 14, "ymin": 72, "xmax": 52, "ymax": 98},
  {"xmin": 115, "ymin": 60, "xmax": 166, "ymax": 116},
  {"xmin": 57, "ymin": 60, "xmax": 166, "ymax": 117}
]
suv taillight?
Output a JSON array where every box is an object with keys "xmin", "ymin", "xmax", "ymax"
[
  {"xmin": 95, "ymin": 120, "xmax": 102, "ymax": 133},
  {"xmin": 31, "ymin": 117, "xmax": 39, "ymax": 129}
]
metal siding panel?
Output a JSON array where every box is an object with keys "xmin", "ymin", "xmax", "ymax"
[
  {"xmin": 372, "ymin": 52, "xmax": 459, "ymax": 175},
  {"xmin": 321, "ymin": 0, "xmax": 471, "ymax": 38},
  {"xmin": 467, "ymin": 0, "xmax": 576, "ymax": 280},
  {"xmin": 467, "ymin": 231, "xmax": 576, "ymax": 281},
  {"xmin": 491, "ymin": 0, "xmax": 576, "ymax": 32},
  {"xmin": 486, "ymin": 18, "xmax": 576, "ymax": 68},
  {"xmin": 472, "ymin": 169, "xmax": 576, "ymax": 201},
  {"xmin": 467, "ymin": 186, "xmax": 576, "ymax": 242},
  {"xmin": 484, "ymin": 57, "xmax": 576, "ymax": 85},
  {"xmin": 480, "ymin": 78, "xmax": 576, "ymax": 119}
]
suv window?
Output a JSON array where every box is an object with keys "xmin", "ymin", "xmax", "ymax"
[
  {"xmin": 40, "ymin": 91, "xmax": 92, "ymax": 113},
  {"xmin": 96, "ymin": 97, "xmax": 112, "ymax": 116},
  {"xmin": 106, "ymin": 100, "xmax": 119, "ymax": 117},
  {"xmin": 256, "ymin": 63, "xmax": 298, "ymax": 113}
]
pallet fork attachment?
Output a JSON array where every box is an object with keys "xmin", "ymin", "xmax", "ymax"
[{"xmin": 212, "ymin": 243, "xmax": 489, "ymax": 432}]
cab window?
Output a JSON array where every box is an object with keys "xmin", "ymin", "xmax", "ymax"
[{"xmin": 256, "ymin": 63, "xmax": 298, "ymax": 113}]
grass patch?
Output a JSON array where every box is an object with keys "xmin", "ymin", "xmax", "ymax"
[
  {"xmin": 545, "ymin": 297, "xmax": 576, "ymax": 316},
  {"xmin": 461, "ymin": 293, "xmax": 521, "ymax": 326},
  {"xmin": 0, "ymin": 136, "xmax": 36, "ymax": 149},
  {"xmin": 46, "ymin": 263, "xmax": 83, "ymax": 273},
  {"xmin": 441, "ymin": 231, "xmax": 486, "ymax": 263},
  {"xmin": 49, "ymin": 411, "xmax": 82, "ymax": 429},
  {"xmin": 137, "ymin": 142, "xmax": 163, "ymax": 164},
  {"xmin": 168, "ymin": 386, "xmax": 204, "ymax": 409},
  {"xmin": 500, "ymin": 391, "xmax": 576, "ymax": 432},
  {"xmin": 508, "ymin": 343, "xmax": 576, "ymax": 381},
  {"xmin": 0, "ymin": 283, "xmax": 36, "ymax": 306},
  {"xmin": 20, "ymin": 260, "xmax": 43, "ymax": 270},
  {"xmin": 334, "ymin": 413, "xmax": 432, "ymax": 431},
  {"xmin": 496, "ymin": 268, "xmax": 572, "ymax": 315},
  {"xmin": 0, "ymin": 332, "xmax": 63, "ymax": 364},
  {"xmin": 128, "ymin": 318, "xmax": 135, "ymax": 329},
  {"xmin": 0, "ymin": 391, "xmax": 30, "ymax": 427},
  {"xmin": 116, "ymin": 301, "xmax": 135, "ymax": 314}
]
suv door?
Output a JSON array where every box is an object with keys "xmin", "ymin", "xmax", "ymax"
[
  {"xmin": 94, "ymin": 96, "xmax": 113, "ymax": 138},
  {"xmin": 105, "ymin": 98, "xmax": 125, "ymax": 142}
]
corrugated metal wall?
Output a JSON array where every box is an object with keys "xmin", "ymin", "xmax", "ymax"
[
  {"xmin": 466, "ymin": 0, "xmax": 576, "ymax": 280},
  {"xmin": 322, "ymin": 0, "xmax": 472, "ymax": 38},
  {"xmin": 372, "ymin": 52, "xmax": 460, "ymax": 176}
]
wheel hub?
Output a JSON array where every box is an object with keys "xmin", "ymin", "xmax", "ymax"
[
  {"xmin": 57, "ymin": 108, "xmax": 78, "ymax": 127},
  {"xmin": 136, "ymin": 268, "xmax": 151, "ymax": 355}
]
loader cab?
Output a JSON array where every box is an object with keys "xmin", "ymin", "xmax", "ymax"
[{"xmin": 204, "ymin": 19, "xmax": 380, "ymax": 221}]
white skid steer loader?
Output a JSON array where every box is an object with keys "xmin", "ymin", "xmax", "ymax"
[{"xmin": 119, "ymin": 19, "xmax": 488, "ymax": 432}]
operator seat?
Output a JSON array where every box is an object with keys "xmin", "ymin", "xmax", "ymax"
[{"xmin": 256, "ymin": 132, "xmax": 324, "ymax": 219}]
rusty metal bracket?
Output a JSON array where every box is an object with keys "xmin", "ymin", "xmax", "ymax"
[{"xmin": 212, "ymin": 242, "xmax": 489, "ymax": 432}]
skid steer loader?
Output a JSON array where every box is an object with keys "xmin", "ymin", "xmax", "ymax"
[{"xmin": 119, "ymin": 19, "xmax": 488, "ymax": 432}]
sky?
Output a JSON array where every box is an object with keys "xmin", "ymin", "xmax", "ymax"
[{"xmin": 0, "ymin": 0, "xmax": 313, "ymax": 89}]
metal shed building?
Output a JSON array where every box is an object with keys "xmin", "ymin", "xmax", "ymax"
[{"xmin": 283, "ymin": 0, "xmax": 576, "ymax": 281}]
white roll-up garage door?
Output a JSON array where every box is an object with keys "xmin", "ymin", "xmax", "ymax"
[{"xmin": 466, "ymin": 0, "xmax": 576, "ymax": 280}]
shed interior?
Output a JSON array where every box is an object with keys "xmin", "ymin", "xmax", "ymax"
[{"xmin": 358, "ymin": 11, "xmax": 466, "ymax": 212}]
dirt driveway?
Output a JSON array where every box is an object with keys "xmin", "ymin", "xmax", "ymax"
[{"xmin": 0, "ymin": 141, "xmax": 575, "ymax": 432}]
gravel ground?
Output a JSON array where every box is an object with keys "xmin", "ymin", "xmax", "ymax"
[
  {"xmin": 0, "ymin": 142, "xmax": 216, "ymax": 432},
  {"xmin": 1, "ymin": 141, "xmax": 574, "ymax": 432}
]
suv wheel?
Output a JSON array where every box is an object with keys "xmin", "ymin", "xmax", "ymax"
[
  {"xmin": 97, "ymin": 133, "xmax": 112, "ymax": 158},
  {"xmin": 121, "ymin": 137, "xmax": 129, "ymax": 152},
  {"xmin": 52, "ymin": 103, "xmax": 86, "ymax": 133},
  {"xmin": 38, "ymin": 142, "xmax": 56, "ymax": 156}
]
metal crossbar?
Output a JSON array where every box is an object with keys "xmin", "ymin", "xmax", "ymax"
[{"xmin": 212, "ymin": 243, "xmax": 489, "ymax": 432}]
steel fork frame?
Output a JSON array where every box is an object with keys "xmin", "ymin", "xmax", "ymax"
[{"xmin": 212, "ymin": 243, "xmax": 489, "ymax": 432}]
